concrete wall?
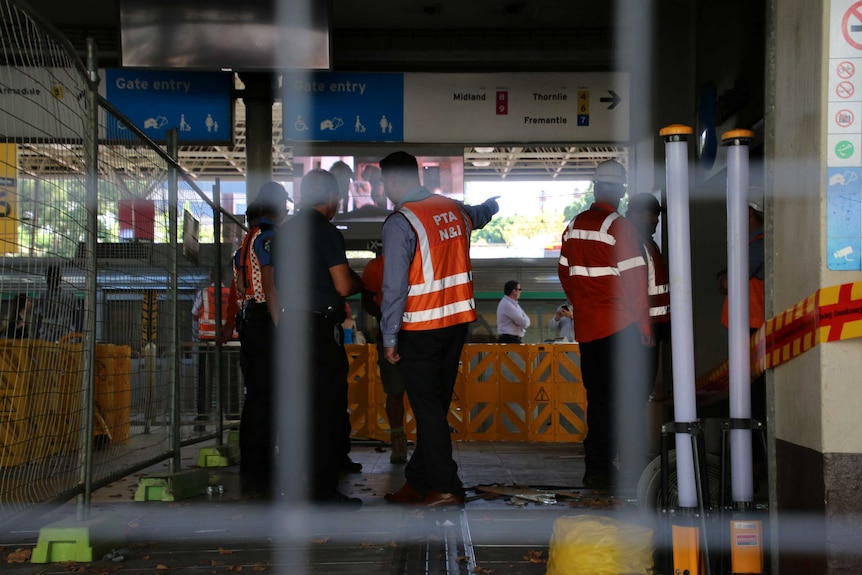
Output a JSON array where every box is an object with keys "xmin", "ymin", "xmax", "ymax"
[{"xmin": 769, "ymin": 0, "xmax": 862, "ymax": 572}]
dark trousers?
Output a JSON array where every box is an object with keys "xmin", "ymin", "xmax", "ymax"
[
  {"xmin": 306, "ymin": 315, "xmax": 349, "ymax": 499},
  {"xmin": 196, "ymin": 345, "xmax": 208, "ymax": 417},
  {"xmin": 578, "ymin": 323, "xmax": 652, "ymax": 485},
  {"xmin": 397, "ymin": 323, "xmax": 468, "ymax": 497},
  {"xmin": 238, "ymin": 304, "xmax": 275, "ymax": 487},
  {"xmin": 498, "ymin": 334, "xmax": 522, "ymax": 344}
]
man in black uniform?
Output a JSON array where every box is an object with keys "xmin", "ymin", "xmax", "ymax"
[{"xmin": 276, "ymin": 169, "xmax": 363, "ymax": 508}]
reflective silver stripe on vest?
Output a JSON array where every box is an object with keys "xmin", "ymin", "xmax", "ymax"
[
  {"xmin": 562, "ymin": 211, "xmax": 618, "ymax": 245},
  {"xmin": 399, "ymin": 206, "xmax": 436, "ymax": 284},
  {"xmin": 570, "ymin": 265, "xmax": 619, "ymax": 277},
  {"xmin": 406, "ymin": 271, "xmax": 473, "ymax": 296},
  {"xmin": 618, "ymin": 255, "xmax": 645, "ymax": 271},
  {"xmin": 650, "ymin": 305, "xmax": 670, "ymax": 317},
  {"xmin": 402, "ymin": 299, "xmax": 476, "ymax": 323},
  {"xmin": 642, "ymin": 242, "xmax": 669, "ymax": 310}
]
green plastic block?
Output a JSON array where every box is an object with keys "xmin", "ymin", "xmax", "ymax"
[
  {"xmin": 134, "ymin": 468, "xmax": 209, "ymax": 501},
  {"xmin": 31, "ymin": 515, "xmax": 125, "ymax": 563},
  {"xmin": 197, "ymin": 447, "xmax": 229, "ymax": 467},
  {"xmin": 196, "ymin": 443, "xmax": 241, "ymax": 468},
  {"xmin": 227, "ymin": 429, "xmax": 240, "ymax": 444}
]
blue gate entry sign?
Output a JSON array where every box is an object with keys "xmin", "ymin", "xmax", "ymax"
[
  {"xmin": 282, "ymin": 72, "xmax": 403, "ymax": 142},
  {"xmin": 104, "ymin": 69, "xmax": 233, "ymax": 145}
]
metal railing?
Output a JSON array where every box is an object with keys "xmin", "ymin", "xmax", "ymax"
[{"xmin": 0, "ymin": 0, "xmax": 245, "ymax": 530}]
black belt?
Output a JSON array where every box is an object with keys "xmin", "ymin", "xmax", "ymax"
[{"xmin": 282, "ymin": 306, "xmax": 346, "ymax": 324}]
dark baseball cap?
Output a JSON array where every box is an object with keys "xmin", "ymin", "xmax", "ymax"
[{"xmin": 627, "ymin": 193, "xmax": 664, "ymax": 214}]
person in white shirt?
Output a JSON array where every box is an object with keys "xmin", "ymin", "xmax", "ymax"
[
  {"xmin": 548, "ymin": 302, "xmax": 575, "ymax": 342},
  {"xmin": 496, "ymin": 280, "xmax": 531, "ymax": 343}
]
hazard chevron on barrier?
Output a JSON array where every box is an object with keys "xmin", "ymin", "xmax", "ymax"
[{"xmin": 697, "ymin": 281, "xmax": 862, "ymax": 404}]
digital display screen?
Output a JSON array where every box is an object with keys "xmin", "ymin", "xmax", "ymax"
[{"xmin": 119, "ymin": 0, "xmax": 331, "ymax": 70}]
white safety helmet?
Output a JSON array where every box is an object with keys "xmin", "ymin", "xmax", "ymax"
[
  {"xmin": 593, "ymin": 160, "xmax": 627, "ymax": 186},
  {"xmin": 748, "ymin": 185, "xmax": 764, "ymax": 215}
]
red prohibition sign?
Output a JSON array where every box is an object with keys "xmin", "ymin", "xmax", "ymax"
[
  {"xmin": 837, "ymin": 80, "xmax": 856, "ymax": 99},
  {"xmin": 842, "ymin": 1, "xmax": 862, "ymax": 51},
  {"xmin": 838, "ymin": 60, "xmax": 856, "ymax": 79},
  {"xmin": 837, "ymin": 108, "xmax": 855, "ymax": 127}
]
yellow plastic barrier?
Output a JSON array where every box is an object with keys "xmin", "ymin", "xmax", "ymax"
[
  {"xmin": 0, "ymin": 340, "xmax": 41, "ymax": 466},
  {"xmin": 346, "ymin": 342, "xmax": 586, "ymax": 443},
  {"xmin": 95, "ymin": 344, "xmax": 132, "ymax": 445},
  {"xmin": 0, "ymin": 339, "xmax": 133, "ymax": 467}
]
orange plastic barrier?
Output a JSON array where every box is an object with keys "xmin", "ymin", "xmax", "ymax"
[{"xmin": 346, "ymin": 342, "xmax": 586, "ymax": 443}]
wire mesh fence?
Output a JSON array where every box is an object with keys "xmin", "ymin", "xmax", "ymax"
[{"xmin": 0, "ymin": 0, "xmax": 243, "ymax": 530}]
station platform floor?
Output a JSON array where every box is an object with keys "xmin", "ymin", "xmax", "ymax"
[{"xmin": 2, "ymin": 441, "xmax": 658, "ymax": 575}]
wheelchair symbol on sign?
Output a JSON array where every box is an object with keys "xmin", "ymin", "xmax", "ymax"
[{"xmin": 294, "ymin": 115, "xmax": 309, "ymax": 131}]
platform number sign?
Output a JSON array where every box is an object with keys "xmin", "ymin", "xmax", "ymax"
[
  {"xmin": 496, "ymin": 91, "xmax": 508, "ymax": 115},
  {"xmin": 577, "ymin": 90, "xmax": 590, "ymax": 126}
]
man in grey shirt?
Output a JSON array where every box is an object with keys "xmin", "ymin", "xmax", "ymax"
[
  {"xmin": 496, "ymin": 280, "xmax": 530, "ymax": 343},
  {"xmin": 378, "ymin": 151, "xmax": 498, "ymax": 508}
]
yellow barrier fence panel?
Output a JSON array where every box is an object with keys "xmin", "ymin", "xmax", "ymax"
[
  {"xmin": 0, "ymin": 341, "xmax": 37, "ymax": 467},
  {"xmin": 528, "ymin": 344, "xmax": 557, "ymax": 441},
  {"xmin": 497, "ymin": 345, "xmax": 530, "ymax": 441},
  {"xmin": 95, "ymin": 345, "xmax": 132, "ymax": 445},
  {"xmin": 32, "ymin": 341, "xmax": 72, "ymax": 458},
  {"xmin": 460, "ymin": 344, "xmax": 499, "ymax": 440},
  {"xmin": 345, "ymin": 344, "xmax": 374, "ymax": 440},
  {"xmin": 54, "ymin": 342, "xmax": 85, "ymax": 452},
  {"xmin": 448, "ymin": 360, "xmax": 467, "ymax": 438},
  {"xmin": 553, "ymin": 344, "xmax": 587, "ymax": 442}
]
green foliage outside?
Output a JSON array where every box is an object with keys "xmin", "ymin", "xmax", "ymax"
[{"xmin": 472, "ymin": 183, "xmax": 600, "ymax": 248}]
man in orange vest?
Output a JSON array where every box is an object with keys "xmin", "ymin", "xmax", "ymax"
[
  {"xmin": 192, "ymin": 271, "xmax": 232, "ymax": 428},
  {"xmin": 379, "ymin": 151, "xmax": 498, "ymax": 508},
  {"xmin": 558, "ymin": 160, "xmax": 654, "ymax": 491},
  {"xmin": 361, "ymin": 252, "xmax": 409, "ymax": 464},
  {"xmin": 626, "ymin": 193, "xmax": 670, "ymax": 396}
]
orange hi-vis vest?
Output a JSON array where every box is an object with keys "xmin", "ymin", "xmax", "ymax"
[
  {"xmin": 236, "ymin": 225, "xmax": 267, "ymax": 303},
  {"xmin": 642, "ymin": 239, "xmax": 670, "ymax": 323},
  {"xmin": 198, "ymin": 285, "xmax": 232, "ymax": 339},
  {"xmin": 398, "ymin": 195, "xmax": 477, "ymax": 331}
]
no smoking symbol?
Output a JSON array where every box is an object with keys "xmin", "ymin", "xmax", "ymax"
[{"xmin": 837, "ymin": 81, "xmax": 856, "ymax": 99}]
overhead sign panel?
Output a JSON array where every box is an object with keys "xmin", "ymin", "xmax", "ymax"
[
  {"xmin": 104, "ymin": 69, "xmax": 233, "ymax": 145},
  {"xmin": 282, "ymin": 72, "xmax": 404, "ymax": 142},
  {"xmin": 0, "ymin": 67, "xmax": 88, "ymax": 140},
  {"xmin": 403, "ymin": 72, "xmax": 630, "ymax": 143}
]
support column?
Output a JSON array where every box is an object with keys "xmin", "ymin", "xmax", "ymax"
[{"xmin": 239, "ymin": 72, "xmax": 275, "ymax": 205}]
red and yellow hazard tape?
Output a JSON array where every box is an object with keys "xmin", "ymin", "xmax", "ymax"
[{"xmin": 696, "ymin": 281, "xmax": 862, "ymax": 404}]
